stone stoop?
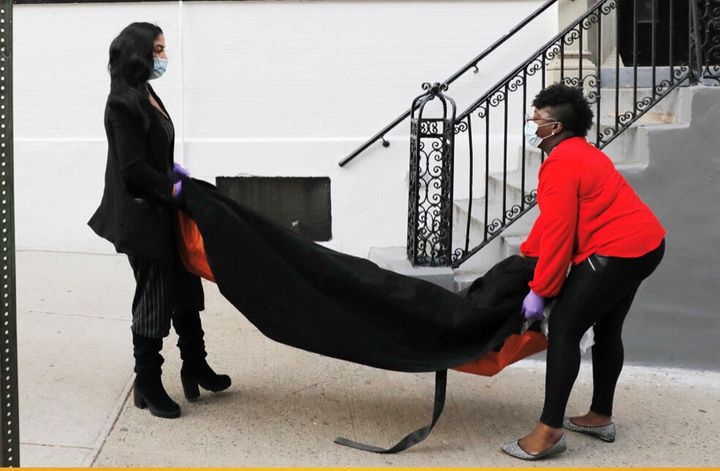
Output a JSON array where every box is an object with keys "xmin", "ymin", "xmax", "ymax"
[
  {"xmin": 368, "ymin": 85, "xmax": 694, "ymax": 292},
  {"xmin": 367, "ymin": 246, "xmax": 456, "ymax": 292}
]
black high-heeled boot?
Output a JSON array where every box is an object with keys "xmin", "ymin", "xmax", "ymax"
[
  {"xmin": 173, "ymin": 310, "xmax": 231, "ymax": 401},
  {"xmin": 132, "ymin": 333, "xmax": 181, "ymax": 418}
]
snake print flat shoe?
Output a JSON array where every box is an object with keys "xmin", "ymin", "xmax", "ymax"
[
  {"xmin": 563, "ymin": 416, "xmax": 616, "ymax": 442},
  {"xmin": 501, "ymin": 434, "xmax": 567, "ymax": 460}
]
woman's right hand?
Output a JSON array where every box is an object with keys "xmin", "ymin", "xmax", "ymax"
[{"xmin": 172, "ymin": 180, "xmax": 183, "ymax": 200}]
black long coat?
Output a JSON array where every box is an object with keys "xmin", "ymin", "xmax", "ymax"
[{"xmin": 88, "ymin": 84, "xmax": 178, "ymax": 260}]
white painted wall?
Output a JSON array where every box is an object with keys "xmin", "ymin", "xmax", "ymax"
[{"xmin": 14, "ymin": 0, "xmax": 558, "ymax": 257}]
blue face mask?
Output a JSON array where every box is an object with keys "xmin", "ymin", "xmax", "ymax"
[
  {"xmin": 150, "ymin": 57, "xmax": 168, "ymax": 80},
  {"xmin": 524, "ymin": 119, "xmax": 557, "ymax": 148}
]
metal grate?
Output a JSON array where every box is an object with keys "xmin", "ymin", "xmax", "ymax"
[
  {"xmin": 216, "ymin": 176, "xmax": 332, "ymax": 242},
  {"xmin": 0, "ymin": 0, "xmax": 18, "ymax": 466}
]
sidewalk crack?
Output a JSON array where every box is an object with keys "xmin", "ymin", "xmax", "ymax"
[
  {"xmin": 24, "ymin": 309, "xmax": 128, "ymax": 322},
  {"xmin": 21, "ymin": 442, "xmax": 94, "ymax": 450}
]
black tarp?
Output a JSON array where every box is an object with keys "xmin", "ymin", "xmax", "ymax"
[
  {"xmin": 182, "ymin": 179, "xmax": 536, "ymax": 371},
  {"xmin": 181, "ymin": 179, "xmax": 538, "ymax": 452}
]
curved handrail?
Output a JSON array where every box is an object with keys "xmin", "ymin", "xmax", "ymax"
[
  {"xmin": 456, "ymin": 0, "xmax": 610, "ymax": 123},
  {"xmin": 337, "ymin": 0, "xmax": 559, "ymax": 168}
]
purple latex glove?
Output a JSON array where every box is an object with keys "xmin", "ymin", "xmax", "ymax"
[
  {"xmin": 172, "ymin": 163, "xmax": 190, "ymax": 180},
  {"xmin": 521, "ymin": 290, "xmax": 545, "ymax": 321},
  {"xmin": 172, "ymin": 180, "xmax": 182, "ymax": 200}
]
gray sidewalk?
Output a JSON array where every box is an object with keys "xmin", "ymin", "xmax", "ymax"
[{"xmin": 17, "ymin": 251, "xmax": 720, "ymax": 467}]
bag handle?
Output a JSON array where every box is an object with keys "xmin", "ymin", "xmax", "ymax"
[{"xmin": 334, "ymin": 369, "xmax": 447, "ymax": 454}]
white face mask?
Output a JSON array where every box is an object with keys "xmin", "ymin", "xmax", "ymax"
[
  {"xmin": 524, "ymin": 119, "xmax": 557, "ymax": 148},
  {"xmin": 150, "ymin": 57, "xmax": 168, "ymax": 80}
]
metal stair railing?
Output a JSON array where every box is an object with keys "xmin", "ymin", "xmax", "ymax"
[
  {"xmin": 448, "ymin": 0, "xmax": 713, "ymax": 268},
  {"xmin": 694, "ymin": 0, "xmax": 720, "ymax": 83},
  {"xmin": 337, "ymin": 0, "xmax": 559, "ymax": 168}
]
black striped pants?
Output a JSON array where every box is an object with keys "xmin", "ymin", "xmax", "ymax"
[{"xmin": 127, "ymin": 250, "xmax": 204, "ymax": 339}]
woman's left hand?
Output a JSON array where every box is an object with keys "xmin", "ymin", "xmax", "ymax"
[{"xmin": 173, "ymin": 163, "xmax": 190, "ymax": 180}]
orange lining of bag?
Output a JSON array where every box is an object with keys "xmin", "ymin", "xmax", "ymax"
[
  {"xmin": 176, "ymin": 211, "xmax": 548, "ymax": 376},
  {"xmin": 452, "ymin": 330, "xmax": 548, "ymax": 376},
  {"xmin": 177, "ymin": 211, "xmax": 216, "ymax": 283}
]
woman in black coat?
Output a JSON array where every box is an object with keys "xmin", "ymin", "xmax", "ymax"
[{"xmin": 89, "ymin": 23, "xmax": 230, "ymax": 419}]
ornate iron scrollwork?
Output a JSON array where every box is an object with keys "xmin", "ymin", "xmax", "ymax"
[
  {"xmin": 451, "ymin": 0, "xmax": 705, "ymax": 268},
  {"xmin": 429, "ymin": 0, "xmax": 719, "ymax": 269},
  {"xmin": 523, "ymin": 190, "xmax": 538, "ymax": 207},
  {"xmin": 407, "ymin": 83, "xmax": 457, "ymax": 267},
  {"xmin": 695, "ymin": 0, "xmax": 720, "ymax": 83}
]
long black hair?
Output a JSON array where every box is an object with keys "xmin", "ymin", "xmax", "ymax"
[{"xmin": 107, "ymin": 22, "xmax": 163, "ymax": 127}]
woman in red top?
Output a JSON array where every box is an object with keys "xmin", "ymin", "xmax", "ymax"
[{"xmin": 501, "ymin": 84, "xmax": 665, "ymax": 460}]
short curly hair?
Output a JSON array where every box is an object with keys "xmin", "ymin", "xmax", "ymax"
[{"xmin": 532, "ymin": 83, "xmax": 594, "ymax": 137}]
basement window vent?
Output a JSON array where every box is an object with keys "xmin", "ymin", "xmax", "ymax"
[{"xmin": 216, "ymin": 176, "xmax": 332, "ymax": 242}]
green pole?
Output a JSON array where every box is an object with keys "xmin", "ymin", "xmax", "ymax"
[{"xmin": 0, "ymin": 0, "xmax": 19, "ymax": 466}]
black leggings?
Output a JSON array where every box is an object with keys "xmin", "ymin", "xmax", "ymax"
[{"xmin": 539, "ymin": 240, "xmax": 665, "ymax": 428}]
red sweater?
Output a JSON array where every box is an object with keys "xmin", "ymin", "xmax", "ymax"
[{"xmin": 520, "ymin": 137, "xmax": 666, "ymax": 297}]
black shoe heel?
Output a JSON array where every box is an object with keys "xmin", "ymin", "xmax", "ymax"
[
  {"xmin": 199, "ymin": 373, "xmax": 231, "ymax": 393},
  {"xmin": 181, "ymin": 368, "xmax": 231, "ymax": 401},
  {"xmin": 132, "ymin": 381, "xmax": 181, "ymax": 419},
  {"xmin": 132, "ymin": 333, "xmax": 181, "ymax": 419},
  {"xmin": 181, "ymin": 376, "xmax": 201, "ymax": 401},
  {"xmin": 133, "ymin": 388, "xmax": 147, "ymax": 409}
]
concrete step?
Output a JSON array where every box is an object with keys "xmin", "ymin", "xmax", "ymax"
[
  {"xmin": 595, "ymin": 86, "xmax": 692, "ymax": 126},
  {"xmin": 591, "ymin": 121, "xmax": 653, "ymax": 164},
  {"xmin": 370, "ymin": 225, "xmax": 533, "ymax": 293},
  {"xmin": 601, "ymin": 123, "xmax": 692, "ymax": 168},
  {"xmin": 513, "ymin": 145, "xmax": 544, "ymax": 176},
  {"xmin": 452, "ymin": 203, "xmax": 538, "ymax": 291},
  {"xmin": 492, "ymin": 116, "xmax": 664, "ymax": 183},
  {"xmin": 474, "ymin": 87, "xmax": 692, "ymax": 182},
  {"xmin": 368, "ymin": 236, "xmax": 507, "ymax": 293},
  {"xmin": 485, "ymin": 158, "xmax": 648, "ymax": 222},
  {"xmin": 600, "ymin": 67, "xmax": 691, "ymax": 90},
  {"xmin": 452, "ymin": 197, "xmax": 503, "ymax": 237},
  {"xmin": 367, "ymin": 246, "xmax": 455, "ymax": 291},
  {"xmin": 501, "ymin": 234, "xmax": 526, "ymax": 258},
  {"xmin": 452, "ymin": 195, "xmax": 536, "ymax": 244},
  {"xmin": 452, "ymin": 198, "xmax": 486, "ymax": 236},
  {"xmin": 487, "ymin": 169, "xmax": 538, "ymax": 210},
  {"xmin": 491, "ymin": 129, "xmax": 654, "ymax": 206}
]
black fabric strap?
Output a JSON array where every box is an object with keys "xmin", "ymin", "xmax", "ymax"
[{"xmin": 334, "ymin": 369, "xmax": 447, "ymax": 454}]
